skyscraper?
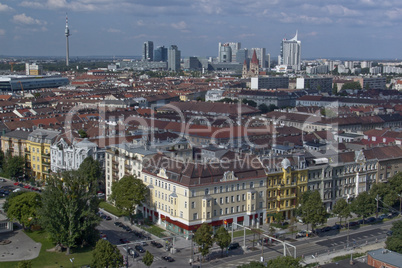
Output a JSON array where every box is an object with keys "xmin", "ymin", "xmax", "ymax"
[
  {"xmin": 168, "ymin": 45, "xmax": 181, "ymax": 72},
  {"xmin": 65, "ymin": 14, "xmax": 70, "ymax": 67},
  {"xmin": 279, "ymin": 31, "xmax": 301, "ymax": 71},
  {"xmin": 154, "ymin": 46, "xmax": 168, "ymax": 62},
  {"xmin": 218, "ymin": 42, "xmax": 241, "ymax": 62},
  {"xmin": 219, "ymin": 44, "xmax": 232, "ymax": 62},
  {"xmin": 143, "ymin": 41, "xmax": 154, "ymax": 61}
]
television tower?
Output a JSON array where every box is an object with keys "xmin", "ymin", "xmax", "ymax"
[{"xmin": 65, "ymin": 13, "xmax": 70, "ymax": 66}]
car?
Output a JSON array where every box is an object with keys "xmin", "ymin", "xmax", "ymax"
[
  {"xmin": 119, "ymin": 238, "xmax": 130, "ymax": 244},
  {"xmin": 151, "ymin": 241, "xmax": 163, "ymax": 248},
  {"xmin": 366, "ymin": 217, "xmax": 376, "ymax": 223},
  {"xmin": 123, "ymin": 247, "xmax": 139, "ymax": 258},
  {"xmin": 379, "ymin": 214, "xmax": 388, "ymax": 220},
  {"xmin": 140, "ymin": 241, "xmax": 148, "ymax": 246},
  {"xmin": 135, "ymin": 245, "xmax": 145, "ymax": 253},
  {"xmin": 348, "ymin": 221, "xmax": 359, "ymax": 227},
  {"xmin": 331, "ymin": 224, "xmax": 342, "ymax": 230},
  {"xmin": 162, "ymin": 256, "xmax": 175, "ymax": 262},
  {"xmin": 0, "ymin": 179, "xmax": 6, "ymax": 182},
  {"xmin": 105, "ymin": 216, "xmax": 112, "ymax": 221},
  {"xmin": 321, "ymin": 226, "xmax": 332, "ymax": 232},
  {"xmin": 228, "ymin": 242, "xmax": 240, "ymax": 250},
  {"xmin": 13, "ymin": 182, "xmax": 19, "ymax": 186},
  {"xmin": 296, "ymin": 230, "xmax": 312, "ymax": 238},
  {"xmin": 31, "ymin": 187, "xmax": 39, "ymax": 191},
  {"xmin": 386, "ymin": 230, "xmax": 393, "ymax": 236},
  {"xmin": 114, "ymin": 221, "xmax": 123, "ymax": 227},
  {"xmin": 13, "ymin": 188, "xmax": 21, "ymax": 193},
  {"xmin": 125, "ymin": 227, "xmax": 132, "ymax": 232}
]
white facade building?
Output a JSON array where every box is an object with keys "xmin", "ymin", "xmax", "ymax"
[
  {"xmin": 51, "ymin": 138, "xmax": 105, "ymax": 172},
  {"xmin": 280, "ymin": 32, "xmax": 301, "ymax": 71}
]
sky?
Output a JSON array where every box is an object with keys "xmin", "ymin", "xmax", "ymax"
[{"xmin": 0, "ymin": 0, "xmax": 402, "ymax": 60}]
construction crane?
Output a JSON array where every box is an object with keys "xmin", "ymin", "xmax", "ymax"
[{"xmin": 9, "ymin": 62, "xmax": 15, "ymax": 72}]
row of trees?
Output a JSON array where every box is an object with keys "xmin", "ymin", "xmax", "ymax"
[
  {"xmin": 5, "ymin": 157, "xmax": 103, "ymax": 255},
  {"xmin": 193, "ymin": 224, "xmax": 232, "ymax": 259}
]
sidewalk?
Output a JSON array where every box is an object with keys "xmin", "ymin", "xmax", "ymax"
[
  {"xmin": 0, "ymin": 229, "xmax": 41, "ymax": 262},
  {"xmin": 302, "ymin": 241, "xmax": 385, "ymax": 266}
]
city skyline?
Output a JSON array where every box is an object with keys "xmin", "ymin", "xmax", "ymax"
[{"xmin": 0, "ymin": 1, "xmax": 401, "ymax": 60}]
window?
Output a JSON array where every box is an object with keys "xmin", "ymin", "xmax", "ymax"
[
  {"xmin": 237, "ymin": 195, "xmax": 240, "ymax": 202},
  {"xmin": 184, "ymin": 202, "xmax": 187, "ymax": 208},
  {"xmin": 242, "ymin": 183, "xmax": 246, "ymax": 189},
  {"xmin": 242, "ymin": 205, "xmax": 245, "ymax": 211},
  {"xmin": 252, "ymin": 193, "xmax": 255, "ymax": 200},
  {"xmin": 185, "ymin": 190, "xmax": 187, "ymax": 197},
  {"xmin": 220, "ymin": 197, "xmax": 223, "ymax": 204},
  {"xmin": 250, "ymin": 182, "xmax": 254, "ymax": 188},
  {"xmin": 260, "ymin": 180, "xmax": 264, "ymax": 187},
  {"xmin": 162, "ymin": 193, "xmax": 164, "ymax": 200},
  {"xmin": 207, "ymin": 212, "xmax": 211, "ymax": 219},
  {"xmin": 191, "ymin": 190, "xmax": 196, "ymax": 197},
  {"xmin": 220, "ymin": 186, "xmax": 223, "ymax": 193},
  {"xmin": 259, "ymin": 191, "xmax": 263, "ymax": 198},
  {"xmin": 231, "ymin": 207, "xmax": 234, "ymax": 213},
  {"xmin": 150, "ymin": 178, "xmax": 153, "ymax": 185},
  {"xmin": 207, "ymin": 200, "xmax": 211, "ymax": 207},
  {"xmin": 251, "ymin": 204, "xmax": 255, "ymax": 210},
  {"xmin": 236, "ymin": 206, "xmax": 239, "ymax": 212},
  {"xmin": 225, "ymin": 208, "xmax": 228, "ymax": 214},
  {"xmin": 165, "ymin": 183, "xmax": 167, "ymax": 189},
  {"xmin": 173, "ymin": 186, "xmax": 176, "ymax": 193},
  {"xmin": 155, "ymin": 190, "xmax": 157, "ymax": 197},
  {"xmin": 191, "ymin": 202, "xmax": 195, "ymax": 209},
  {"xmin": 237, "ymin": 184, "xmax": 240, "ymax": 190},
  {"xmin": 259, "ymin": 202, "xmax": 263, "ymax": 208},
  {"xmin": 214, "ymin": 210, "xmax": 217, "ymax": 216},
  {"xmin": 193, "ymin": 213, "xmax": 198, "ymax": 220},
  {"xmin": 214, "ymin": 187, "xmax": 217, "ymax": 194},
  {"xmin": 242, "ymin": 194, "xmax": 246, "ymax": 201},
  {"xmin": 226, "ymin": 185, "xmax": 229, "ymax": 192},
  {"xmin": 214, "ymin": 198, "xmax": 217, "ymax": 205},
  {"xmin": 220, "ymin": 209, "xmax": 223, "ymax": 215},
  {"xmin": 225, "ymin": 196, "xmax": 229, "ymax": 203},
  {"xmin": 231, "ymin": 185, "xmax": 235, "ymax": 191},
  {"xmin": 205, "ymin": 188, "xmax": 209, "ymax": 195},
  {"xmin": 180, "ymin": 211, "xmax": 183, "ymax": 218},
  {"xmin": 231, "ymin": 196, "xmax": 234, "ymax": 203},
  {"xmin": 168, "ymin": 184, "xmax": 170, "ymax": 191},
  {"xmin": 144, "ymin": 176, "xmax": 147, "ymax": 182}
]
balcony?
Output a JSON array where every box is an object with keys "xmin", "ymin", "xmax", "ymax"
[{"xmin": 125, "ymin": 164, "xmax": 132, "ymax": 169}]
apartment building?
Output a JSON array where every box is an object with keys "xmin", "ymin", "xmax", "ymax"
[
  {"xmin": 265, "ymin": 156, "xmax": 308, "ymax": 222},
  {"xmin": 26, "ymin": 129, "xmax": 60, "ymax": 181},
  {"xmin": 139, "ymin": 152, "xmax": 267, "ymax": 238},
  {"xmin": 1, "ymin": 130, "xmax": 30, "ymax": 157}
]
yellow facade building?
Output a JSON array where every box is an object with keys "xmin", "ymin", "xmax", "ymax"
[
  {"xmin": 266, "ymin": 158, "xmax": 308, "ymax": 223},
  {"xmin": 26, "ymin": 129, "xmax": 59, "ymax": 181}
]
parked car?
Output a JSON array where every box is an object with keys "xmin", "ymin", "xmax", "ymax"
[
  {"xmin": 119, "ymin": 238, "xmax": 130, "ymax": 244},
  {"xmin": 151, "ymin": 241, "xmax": 163, "ymax": 248},
  {"xmin": 135, "ymin": 245, "xmax": 145, "ymax": 253},
  {"xmin": 296, "ymin": 230, "xmax": 312, "ymax": 238},
  {"xmin": 114, "ymin": 221, "xmax": 122, "ymax": 226},
  {"xmin": 13, "ymin": 182, "xmax": 19, "ymax": 186},
  {"xmin": 0, "ymin": 178, "xmax": 6, "ymax": 182},
  {"xmin": 348, "ymin": 221, "xmax": 359, "ymax": 227},
  {"xmin": 331, "ymin": 224, "xmax": 342, "ymax": 230},
  {"xmin": 162, "ymin": 256, "xmax": 175, "ymax": 262},
  {"xmin": 104, "ymin": 215, "xmax": 112, "ymax": 221},
  {"xmin": 386, "ymin": 230, "xmax": 393, "ymax": 236},
  {"xmin": 228, "ymin": 242, "xmax": 240, "ymax": 250},
  {"xmin": 366, "ymin": 217, "xmax": 376, "ymax": 223},
  {"xmin": 320, "ymin": 226, "xmax": 332, "ymax": 232},
  {"xmin": 123, "ymin": 247, "xmax": 139, "ymax": 258},
  {"xmin": 379, "ymin": 214, "xmax": 388, "ymax": 220}
]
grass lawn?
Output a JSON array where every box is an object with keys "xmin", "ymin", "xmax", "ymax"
[
  {"xmin": 140, "ymin": 224, "xmax": 167, "ymax": 238},
  {"xmin": 233, "ymin": 228, "xmax": 256, "ymax": 238},
  {"xmin": 99, "ymin": 201, "xmax": 128, "ymax": 217},
  {"xmin": 1, "ymin": 230, "xmax": 93, "ymax": 268}
]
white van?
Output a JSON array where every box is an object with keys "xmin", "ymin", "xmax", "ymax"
[{"xmin": 13, "ymin": 188, "xmax": 21, "ymax": 193}]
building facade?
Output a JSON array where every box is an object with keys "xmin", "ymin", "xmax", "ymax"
[
  {"xmin": 26, "ymin": 129, "xmax": 60, "ymax": 181},
  {"xmin": 1, "ymin": 130, "xmax": 30, "ymax": 157},
  {"xmin": 279, "ymin": 32, "xmax": 301, "ymax": 71},
  {"xmin": 168, "ymin": 45, "xmax": 181, "ymax": 72},
  {"xmin": 143, "ymin": 41, "xmax": 154, "ymax": 61}
]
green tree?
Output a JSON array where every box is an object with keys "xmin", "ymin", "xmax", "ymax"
[
  {"xmin": 214, "ymin": 226, "xmax": 231, "ymax": 256},
  {"xmin": 78, "ymin": 129, "xmax": 88, "ymax": 138},
  {"xmin": 274, "ymin": 212, "xmax": 284, "ymax": 225},
  {"xmin": 3, "ymin": 191, "xmax": 24, "ymax": 213},
  {"xmin": 268, "ymin": 104, "xmax": 279, "ymax": 112},
  {"xmin": 341, "ymin": 81, "xmax": 362, "ymax": 90},
  {"xmin": 5, "ymin": 156, "xmax": 24, "ymax": 179},
  {"xmin": 237, "ymin": 261, "xmax": 265, "ymax": 268},
  {"xmin": 242, "ymin": 99, "xmax": 257, "ymax": 107},
  {"xmin": 142, "ymin": 251, "xmax": 154, "ymax": 267},
  {"xmin": 332, "ymin": 198, "xmax": 351, "ymax": 226},
  {"xmin": 332, "ymin": 83, "xmax": 338, "ymax": 95},
  {"xmin": 92, "ymin": 239, "xmax": 123, "ymax": 268},
  {"xmin": 193, "ymin": 223, "xmax": 214, "ymax": 260},
  {"xmin": 258, "ymin": 104, "xmax": 269, "ymax": 114},
  {"xmin": 386, "ymin": 220, "xmax": 402, "ymax": 254},
  {"xmin": 351, "ymin": 192, "xmax": 376, "ymax": 223},
  {"xmin": 39, "ymin": 170, "xmax": 100, "ymax": 254},
  {"xmin": 109, "ymin": 175, "xmax": 148, "ymax": 223},
  {"xmin": 16, "ymin": 260, "xmax": 32, "ymax": 268},
  {"xmin": 370, "ymin": 172, "xmax": 402, "ymax": 210},
  {"xmin": 218, "ymin": 98, "xmax": 238, "ymax": 103},
  {"xmin": 299, "ymin": 191, "xmax": 327, "ymax": 230},
  {"xmin": 6, "ymin": 192, "xmax": 41, "ymax": 229},
  {"xmin": 78, "ymin": 156, "xmax": 103, "ymax": 190},
  {"xmin": 266, "ymin": 256, "xmax": 302, "ymax": 268}
]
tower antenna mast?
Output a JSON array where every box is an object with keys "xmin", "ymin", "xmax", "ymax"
[{"xmin": 65, "ymin": 13, "xmax": 71, "ymax": 66}]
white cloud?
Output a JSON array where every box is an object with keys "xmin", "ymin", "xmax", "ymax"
[
  {"xmin": 238, "ymin": 33, "xmax": 255, "ymax": 39},
  {"xmin": 106, "ymin": 28, "xmax": 122, "ymax": 33},
  {"xmin": 0, "ymin": 3, "xmax": 13, "ymax": 12},
  {"xmin": 0, "ymin": 29, "xmax": 5, "ymax": 35},
  {"xmin": 12, "ymin": 14, "xmax": 47, "ymax": 25},
  {"xmin": 171, "ymin": 21, "xmax": 189, "ymax": 32},
  {"xmin": 385, "ymin": 8, "xmax": 402, "ymax": 20}
]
